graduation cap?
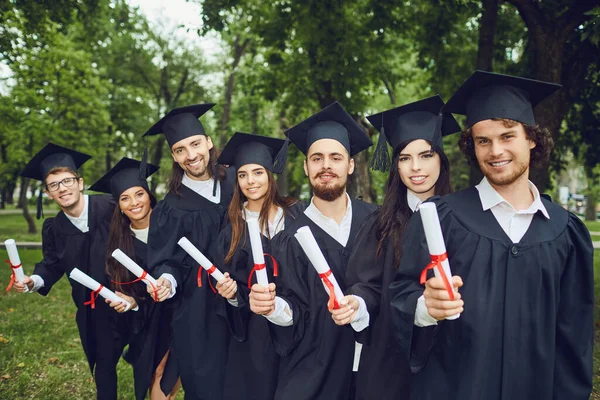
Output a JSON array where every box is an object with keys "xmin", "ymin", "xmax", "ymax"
[
  {"xmin": 444, "ymin": 70, "xmax": 562, "ymax": 128},
  {"xmin": 366, "ymin": 95, "xmax": 461, "ymax": 172},
  {"xmin": 88, "ymin": 157, "xmax": 159, "ymax": 200},
  {"xmin": 285, "ymin": 102, "xmax": 372, "ymax": 157},
  {"xmin": 143, "ymin": 103, "xmax": 216, "ymax": 148},
  {"xmin": 217, "ymin": 132, "xmax": 288, "ymax": 174},
  {"xmin": 20, "ymin": 143, "xmax": 92, "ymax": 219}
]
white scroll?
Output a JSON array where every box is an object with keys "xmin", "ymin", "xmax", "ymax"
[
  {"xmin": 177, "ymin": 237, "xmax": 225, "ymax": 282},
  {"xmin": 69, "ymin": 268, "xmax": 131, "ymax": 311},
  {"xmin": 247, "ymin": 218, "xmax": 269, "ymax": 287}
]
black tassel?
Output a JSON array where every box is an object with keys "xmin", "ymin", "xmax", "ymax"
[
  {"xmin": 273, "ymin": 137, "xmax": 290, "ymax": 174},
  {"xmin": 212, "ymin": 163, "xmax": 218, "ymax": 197},
  {"xmin": 139, "ymin": 145, "xmax": 148, "ymax": 180},
  {"xmin": 36, "ymin": 185, "xmax": 44, "ymax": 220},
  {"xmin": 369, "ymin": 126, "xmax": 391, "ymax": 172}
]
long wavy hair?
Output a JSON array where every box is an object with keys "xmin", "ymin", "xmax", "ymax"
[
  {"xmin": 375, "ymin": 140, "xmax": 452, "ymax": 266},
  {"xmin": 225, "ymin": 169, "xmax": 298, "ymax": 264},
  {"xmin": 168, "ymin": 145, "xmax": 227, "ymax": 196},
  {"xmin": 106, "ymin": 190, "xmax": 157, "ymax": 298}
]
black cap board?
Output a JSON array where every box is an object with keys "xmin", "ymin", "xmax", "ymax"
[
  {"xmin": 285, "ymin": 102, "xmax": 372, "ymax": 156},
  {"xmin": 88, "ymin": 157, "xmax": 159, "ymax": 200},
  {"xmin": 143, "ymin": 103, "xmax": 215, "ymax": 148},
  {"xmin": 366, "ymin": 95, "xmax": 461, "ymax": 172},
  {"xmin": 443, "ymin": 70, "xmax": 562, "ymax": 128},
  {"xmin": 217, "ymin": 132, "xmax": 288, "ymax": 174},
  {"xmin": 20, "ymin": 143, "xmax": 92, "ymax": 219}
]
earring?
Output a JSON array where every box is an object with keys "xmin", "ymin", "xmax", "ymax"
[{"xmin": 121, "ymin": 210, "xmax": 124, "ymax": 214}]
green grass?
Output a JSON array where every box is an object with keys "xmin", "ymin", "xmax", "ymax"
[
  {"xmin": 585, "ymin": 220, "xmax": 600, "ymax": 233},
  {"xmin": 0, "ymin": 214, "xmax": 48, "ymax": 242}
]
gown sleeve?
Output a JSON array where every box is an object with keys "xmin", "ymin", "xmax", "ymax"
[
  {"xmin": 33, "ymin": 218, "xmax": 65, "ymax": 296},
  {"xmin": 552, "ymin": 213, "xmax": 594, "ymax": 400},
  {"xmin": 268, "ymin": 231, "xmax": 311, "ymax": 356}
]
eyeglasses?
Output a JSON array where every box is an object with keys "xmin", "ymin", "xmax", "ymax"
[{"xmin": 45, "ymin": 177, "xmax": 79, "ymax": 192}]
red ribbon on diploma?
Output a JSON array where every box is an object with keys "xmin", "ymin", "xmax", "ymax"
[
  {"xmin": 111, "ymin": 270, "xmax": 159, "ymax": 302},
  {"xmin": 419, "ymin": 253, "xmax": 454, "ymax": 300},
  {"xmin": 197, "ymin": 265, "xmax": 217, "ymax": 293},
  {"xmin": 84, "ymin": 285, "xmax": 103, "ymax": 309},
  {"xmin": 318, "ymin": 270, "xmax": 340, "ymax": 311},
  {"xmin": 4, "ymin": 260, "xmax": 22, "ymax": 292},
  {"xmin": 247, "ymin": 253, "xmax": 279, "ymax": 288}
]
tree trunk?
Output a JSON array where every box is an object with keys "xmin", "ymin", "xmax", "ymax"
[
  {"xmin": 585, "ymin": 190, "xmax": 597, "ymax": 221},
  {"xmin": 19, "ymin": 176, "xmax": 36, "ymax": 234},
  {"xmin": 347, "ymin": 151, "xmax": 373, "ymax": 203},
  {"xmin": 150, "ymin": 138, "xmax": 165, "ymax": 193}
]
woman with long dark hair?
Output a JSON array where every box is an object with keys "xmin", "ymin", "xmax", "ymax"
[
  {"xmin": 329, "ymin": 96, "xmax": 460, "ymax": 400},
  {"xmin": 212, "ymin": 132, "xmax": 305, "ymax": 400},
  {"xmin": 89, "ymin": 157, "xmax": 180, "ymax": 400}
]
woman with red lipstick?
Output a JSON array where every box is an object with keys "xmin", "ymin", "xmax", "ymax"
[
  {"xmin": 89, "ymin": 158, "xmax": 181, "ymax": 400},
  {"xmin": 330, "ymin": 95, "xmax": 460, "ymax": 400},
  {"xmin": 212, "ymin": 132, "xmax": 305, "ymax": 400}
]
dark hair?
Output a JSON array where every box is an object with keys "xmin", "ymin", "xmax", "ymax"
[
  {"xmin": 458, "ymin": 118, "xmax": 554, "ymax": 169},
  {"xmin": 375, "ymin": 140, "xmax": 452, "ymax": 266},
  {"xmin": 225, "ymin": 168, "xmax": 298, "ymax": 264},
  {"xmin": 106, "ymin": 190, "xmax": 157, "ymax": 298},
  {"xmin": 168, "ymin": 144, "xmax": 227, "ymax": 196}
]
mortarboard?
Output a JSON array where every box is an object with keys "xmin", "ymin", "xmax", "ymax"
[
  {"xmin": 366, "ymin": 95, "xmax": 461, "ymax": 171},
  {"xmin": 443, "ymin": 70, "xmax": 561, "ymax": 128},
  {"xmin": 143, "ymin": 103, "xmax": 215, "ymax": 148},
  {"xmin": 88, "ymin": 157, "xmax": 159, "ymax": 200},
  {"xmin": 217, "ymin": 132, "xmax": 288, "ymax": 174},
  {"xmin": 285, "ymin": 102, "xmax": 372, "ymax": 156}
]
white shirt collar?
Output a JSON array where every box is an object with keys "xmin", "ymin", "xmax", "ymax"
[
  {"xmin": 242, "ymin": 202, "xmax": 285, "ymax": 237},
  {"xmin": 303, "ymin": 192, "xmax": 353, "ymax": 247},
  {"xmin": 130, "ymin": 226, "xmax": 149, "ymax": 244},
  {"xmin": 407, "ymin": 190, "xmax": 422, "ymax": 213},
  {"xmin": 476, "ymin": 177, "xmax": 549, "ymax": 219},
  {"xmin": 181, "ymin": 173, "xmax": 221, "ymax": 204},
  {"xmin": 64, "ymin": 195, "xmax": 90, "ymax": 233}
]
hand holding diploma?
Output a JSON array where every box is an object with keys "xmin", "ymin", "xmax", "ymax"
[
  {"xmin": 5, "ymin": 239, "xmax": 26, "ymax": 292},
  {"xmin": 418, "ymin": 203, "xmax": 461, "ymax": 320},
  {"xmin": 111, "ymin": 249, "xmax": 158, "ymax": 300},
  {"xmin": 249, "ymin": 283, "xmax": 276, "ymax": 315},
  {"xmin": 105, "ymin": 291, "xmax": 138, "ymax": 313},
  {"xmin": 152, "ymin": 277, "xmax": 172, "ymax": 302},
  {"xmin": 330, "ymin": 295, "xmax": 360, "ymax": 326},
  {"xmin": 216, "ymin": 272, "xmax": 238, "ymax": 300},
  {"xmin": 69, "ymin": 268, "xmax": 132, "ymax": 311},
  {"xmin": 294, "ymin": 226, "xmax": 344, "ymax": 310}
]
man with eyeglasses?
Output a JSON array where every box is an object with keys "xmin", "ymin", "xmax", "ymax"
[{"xmin": 12, "ymin": 143, "xmax": 129, "ymax": 400}]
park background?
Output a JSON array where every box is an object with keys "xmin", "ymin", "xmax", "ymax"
[{"xmin": 0, "ymin": 0, "xmax": 599, "ymax": 398}]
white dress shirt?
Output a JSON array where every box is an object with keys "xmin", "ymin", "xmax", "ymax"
[
  {"xmin": 414, "ymin": 177, "xmax": 550, "ymax": 327},
  {"xmin": 130, "ymin": 226, "xmax": 149, "ymax": 244},
  {"xmin": 28, "ymin": 195, "xmax": 90, "ymax": 292},
  {"xmin": 182, "ymin": 173, "xmax": 221, "ymax": 204}
]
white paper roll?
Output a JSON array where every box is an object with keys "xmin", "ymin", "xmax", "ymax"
[
  {"xmin": 111, "ymin": 249, "xmax": 157, "ymax": 287},
  {"xmin": 69, "ymin": 268, "xmax": 131, "ymax": 311},
  {"xmin": 294, "ymin": 226, "xmax": 344, "ymax": 304},
  {"xmin": 247, "ymin": 218, "xmax": 269, "ymax": 287},
  {"xmin": 177, "ymin": 237, "xmax": 225, "ymax": 282},
  {"xmin": 4, "ymin": 239, "xmax": 25, "ymax": 283},
  {"xmin": 418, "ymin": 202, "xmax": 459, "ymax": 320}
]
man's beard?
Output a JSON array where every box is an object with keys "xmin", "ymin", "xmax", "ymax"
[
  {"xmin": 184, "ymin": 160, "xmax": 210, "ymax": 179},
  {"xmin": 480, "ymin": 157, "xmax": 529, "ymax": 187},
  {"xmin": 311, "ymin": 170, "xmax": 346, "ymax": 201}
]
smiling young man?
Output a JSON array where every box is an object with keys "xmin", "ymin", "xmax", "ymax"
[
  {"xmin": 388, "ymin": 71, "xmax": 594, "ymax": 400},
  {"xmin": 13, "ymin": 143, "xmax": 128, "ymax": 400},
  {"xmin": 248, "ymin": 102, "xmax": 375, "ymax": 400},
  {"xmin": 143, "ymin": 103, "xmax": 235, "ymax": 399}
]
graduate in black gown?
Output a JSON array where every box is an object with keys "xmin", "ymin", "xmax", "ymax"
[
  {"xmin": 143, "ymin": 103, "xmax": 235, "ymax": 400},
  {"xmin": 13, "ymin": 143, "xmax": 128, "ymax": 400},
  {"xmin": 389, "ymin": 71, "xmax": 594, "ymax": 400},
  {"xmin": 212, "ymin": 132, "xmax": 306, "ymax": 400},
  {"xmin": 89, "ymin": 157, "xmax": 181, "ymax": 400},
  {"xmin": 249, "ymin": 102, "xmax": 376, "ymax": 400},
  {"xmin": 331, "ymin": 95, "xmax": 460, "ymax": 400}
]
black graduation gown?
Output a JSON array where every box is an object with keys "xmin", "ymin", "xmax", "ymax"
[
  {"xmin": 268, "ymin": 199, "xmax": 377, "ymax": 400},
  {"xmin": 119, "ymin": 238, "xmax": 176, "ymax": 400},
  {"xmin": 214, "ymin": 201, "xmax": 306, "ymax": 400},
  {"xmin": 32, "ymin": 194, "xmax": 128, "ymax": 374},
  {"xmin": 388, "ymin": 188, "xmax": 594, "ymax": 400},
  {"xmin": 147, "ymin": 176, "xmax": 234, "ymax": 400},
  {"xmin": 345, "ymin": 210, "xmax": 412, "ymax": 400}
]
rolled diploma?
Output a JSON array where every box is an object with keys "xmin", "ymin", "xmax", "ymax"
[
  {"xmin": 247, "ymin": 218, "xmax": 269, "ymax": 287},
  {"xmin": 419, "ymin": 202, "xmax": 459, "ymax": 320},
  {"xmin": 177, "ymin": 237, "xmax": 225, "ymax": 282},
  {"xmin": 5, "ymin": 239, "xmax": 25, "ymax": 282},
  {"xmin": 294, "ymin": 226, "xmax": 344, "ymax": 304},
  {"xmin": 69, "ymin": 268, "xmax": 131, "ymax": 311},
  {"xmin": 111, "ymin": 249, "xmax": 157, "ymax": 288}
]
